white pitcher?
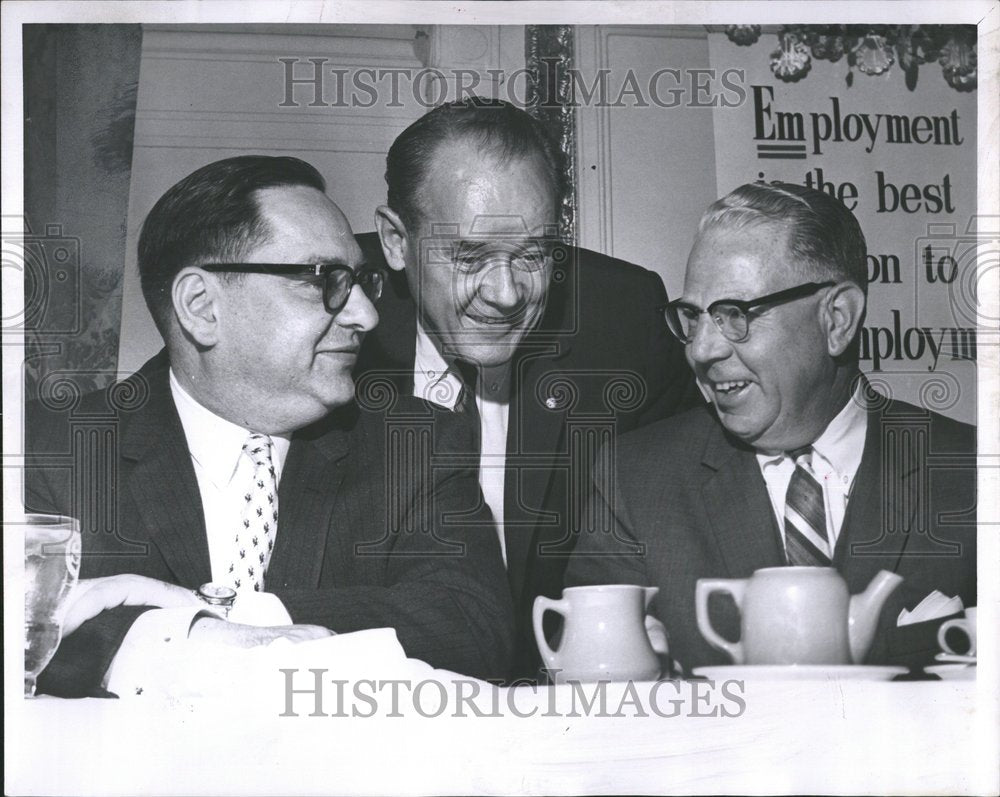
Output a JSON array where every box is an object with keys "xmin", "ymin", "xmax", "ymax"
[{"xmin": 533, "ymin": 584, "xmax": 661, "ymax": 683}]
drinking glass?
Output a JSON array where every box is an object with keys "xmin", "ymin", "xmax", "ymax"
[{"xmin": 24, "ymin": 514, "xmax": 81, "ymax": 697}]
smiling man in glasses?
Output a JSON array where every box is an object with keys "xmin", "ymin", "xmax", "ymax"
[
  {"xmin": 26, "ymin": 155, "xmax": 512, "ymax": 696},
  {"xmin": 566, "ymin": 181, "xmax": 976, "ymax": 673}
]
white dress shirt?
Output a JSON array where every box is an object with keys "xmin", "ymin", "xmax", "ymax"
[
  {"xmin": 103, "ymin": 372, "xmax": 295, "ymax": 694},
  {"xmin": 756, "ymin": 386, "xmax": 868, "ymax": 552},
  {"xmin": 413, "ymin": 321, "xmax": 510, "ymax": 566},
  {"xmin": 170, "ymin": 369, "xmax": 291, "ymax": 581}
]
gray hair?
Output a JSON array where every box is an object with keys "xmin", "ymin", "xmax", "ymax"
[{"xmin": 697, "ymin": 181, "xmax": 868, "ymax": 294}]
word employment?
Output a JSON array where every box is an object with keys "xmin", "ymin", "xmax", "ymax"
[
  {"xmin": 753, "ymin": 86, "xmax": 964, "ymax": 157},
  {"xmin": 860, "ymin": 311, "xmax": 977, "ymax": 372}
]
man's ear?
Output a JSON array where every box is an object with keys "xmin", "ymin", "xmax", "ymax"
[
  {"xmin": 172, "ymin": 268, "xmax": 221, "ymax": 347},
  {"xmin": 822, "ymin": 282, "xmax": 866, "ymax": 357},
  {"xmin": 374, "ymin": 205, "xmax": 410, "ymax": 272}
]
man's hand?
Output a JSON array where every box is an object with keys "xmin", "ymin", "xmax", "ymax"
[
  {"xmin": 188, "ymin": 617, "xmax": 334, "ymax": 647},
  {"xmin": 61, "ymin": 574, "xmax": 333, "ymax": 648},
  {"xmin": 61, "ymin": 574, "xmax": 202, "ymax": 636}
]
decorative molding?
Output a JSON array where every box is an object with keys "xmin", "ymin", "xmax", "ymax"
[
  {"xmin": 572, "ymin": 25, "xmax": 719, "ymax": 294},
  {"xmin": 430, "ymin": 26, "xmax": 496, "ymax": 67},
  {"xmin": 133, "ymin": 108, "xmax": 408, "ymax": 153},
  {"xmin": 605, "ymin": 25, "xmax": 709, "ymax": 41},
  {"xmin": 144, "ymin": 23, "xmax": 424, "ymax": 39},
  {"xmin": 420, "ymin": 26, "xmax": 508, "ymax": 104},
  {"xmin": 573, "ymin": 26, "xmax": 612, "ymax": 256},
  {"xmin": 581, "ymin": 26, "xmax": 711, "ymax": 255},
  {"xmin": 133, "ymin": 27, "xmax": 427, "ymax": 154},
  {"xmin": 143, "ymin": 25, "xmax": 426, "ymax": 64},
  {"xmin": 525, "ymin": 25, "xmax": 577, "ymax": 245}
]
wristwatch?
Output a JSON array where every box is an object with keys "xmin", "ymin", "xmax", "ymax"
[{"xmin": 195, "ymin": 582, "xmax": 237, "ymax": 618}]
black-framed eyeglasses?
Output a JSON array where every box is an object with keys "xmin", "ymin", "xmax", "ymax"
[
  {"xmin": 199, "ymin": 263, "xmax": 384, "ymax": 315},
  {"xmin": 664, "ymin": 281, "xmax": 835, "ymax": 344}
]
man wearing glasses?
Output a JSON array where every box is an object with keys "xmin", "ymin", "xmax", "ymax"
[
  {"xmin": 27, "ymin": 155, "xmax": 513, "ymax": 696},
  {"xmin": 566, "ymin": 181, "xmax": 976, "ymax": 672},
  {"xmin": 357, "ymin": 99, "xmax": 700, "ymax": 679}
]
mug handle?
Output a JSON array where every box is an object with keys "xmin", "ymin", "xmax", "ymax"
[
  {"xmin": 695, "ymin": 578, "xmax": 747, "ymax": 665},
  {"xmin": 532, "ymin": 595, "xmax": 569, "ymax": 670},
  {"xmin": 937, "ymin": 617, "xmax": 975, "ymax": 657}
]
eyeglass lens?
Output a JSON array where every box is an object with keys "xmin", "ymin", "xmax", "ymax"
[
  {"xmin": 453, "ymin": 241, "xmax": 552, "ymax": 273},
  {"xmin": 324, "ymin": 268, "xmax": 383, "ymax": 313},
  {"xmin": 669, "ymin": 303, "xmax": 748, "ymax": 343}
]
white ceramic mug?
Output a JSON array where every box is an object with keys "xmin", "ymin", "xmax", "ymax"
[{"xmin": 937, "ymin": 607, "xmax": 977, "ymax": 657}]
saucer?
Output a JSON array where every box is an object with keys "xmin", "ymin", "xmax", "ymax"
[
  {"xmin": 925, "ymin": 664, "xmax": 976, "ymax": 681},
  {"xmin": 934, "ymin": 652, "xmax": 976, "ymax": 664},
  {"xmin": 691, "ymin": 665, "xmax": 908, "ymax": 681}
]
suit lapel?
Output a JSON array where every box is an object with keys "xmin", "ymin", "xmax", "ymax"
[
  {"xmin": 502, "ymin": 263, "xmax": 580, "ymax": 593},
  {"xmin": 834, "ymin": 398, "xmax": 916, "ymax": 589},
  {"xmin": 121, "ymin": 360, "xmax": 212, "ymax": 587},
  {"xmin": 504, "ymin": 343, "xmax": 569, "ymax": 597},
  {"xmin": 698, "ymin": 421, "xmax": 786, "ymax": 576},
  {"xmin": 694, "ymin": 393, "xmax": 916, "ymax": 583},
  {"xmin": 265, "ymin": 423, "xmax": 352, "ymax": 590}
]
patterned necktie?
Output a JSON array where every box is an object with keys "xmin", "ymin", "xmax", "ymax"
[
  {"xmin": 229, "ymin": 433, "xmax": 278, "ymax": 593},
  {"xmin": 783, "ymin": 446, "xmax": 832, "ymax": 566},
  {"xmin": 452, "ymin": 359, "xmax": 482, "ymax": 455}
]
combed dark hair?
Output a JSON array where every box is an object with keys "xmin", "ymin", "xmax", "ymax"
[
  {"xmin": 137, "ymin": 155, "xmax": 326, "ymax": 333},
  {"xmin": 385, "ymin": 97, "xmax": 564, "ymax": 232},
  {"xmin": 698, "ymin": 181, "xmax": 868, "ymax": 294}
]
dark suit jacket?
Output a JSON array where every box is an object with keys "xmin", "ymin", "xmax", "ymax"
[
  {"xmin": 354, "ymin": 232, "xmax": 700, "ymax": 677},
  {"xmin": 565, "ymin": 390, "xmax": 977, "ymax": 671},
  {"xmin": 26, "ymin": 352, "xmax": 513, "ymax": 696}
]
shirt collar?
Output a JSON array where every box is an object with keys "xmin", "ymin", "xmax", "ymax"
[
  {"xmin": 811, "ymin": 382, "xmax": 867, "ymax": 483},
  {"xmin": 413, "ymin": 320, "xmax": 459, "ymax": 409},
  {"xmin": 414, "ymin": 319, "xmax": 452, "ymax": 383},
  {"xmin": 755, "ymin": 383, "xmax": 868, "ymax": 479},
  {"xmin": 413, "ymin": 319, "xmax": 511, "ymax": 406},
  {"xmin": 169, "ymin": 368, "xmax": 291, "ymax": 488}
]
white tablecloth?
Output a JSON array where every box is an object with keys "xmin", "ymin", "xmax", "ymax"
[{"xmin": 7, "ymin": 673, "xmax": 995, "ymax": 795}]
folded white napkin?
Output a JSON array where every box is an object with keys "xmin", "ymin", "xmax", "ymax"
[
  {"xmin": 897, "ymin": 590, "xmax": 964, "ymax": 626},
  {"xmin": 227, "ymin": 590, "xmax": 293, "ymax": 626},
  {"xmin": 110, "ymin": 625, "xmax": 435, "ymax": 704}
]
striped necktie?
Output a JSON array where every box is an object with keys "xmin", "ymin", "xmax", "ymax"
[{"xmin": 783, "ymin": 446, "xmax": 832, "ymax": 566}]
